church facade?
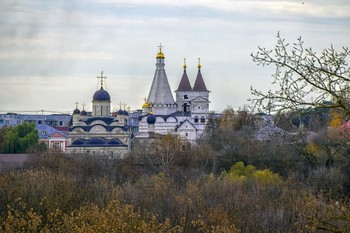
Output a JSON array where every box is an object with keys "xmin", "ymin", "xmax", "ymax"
[
  {"xmin": 66, "ymin": 72, "xmax": 131, "ymax": 157},
  {"xmin": 138, "ymin": 47, "xmax": 210, "ymax": 142}
]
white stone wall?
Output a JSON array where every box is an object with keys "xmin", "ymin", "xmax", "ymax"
[
  {"xmin": 92, "ymin": 100, "xmax": 111, "ymax": 117},
  {"xmin": 65, "ymin": 146, "xmax": 128, "ymax": 158},
  {"xmin": 176, "ymin": 91, "xmax": 194, "ymax": 112}
]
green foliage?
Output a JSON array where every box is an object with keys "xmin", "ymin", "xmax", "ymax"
[
  {"xmin": 0, "ymin": 126, "xmax": 9, "ymax": 152},
  {"xmin": 1, "ymin": 122, "xmax": 38, "ymax": 154}
]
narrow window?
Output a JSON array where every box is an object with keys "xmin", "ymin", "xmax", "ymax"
[{"xmin": 183, "ymin": 103, "xmax": 188, "ymax": 112}]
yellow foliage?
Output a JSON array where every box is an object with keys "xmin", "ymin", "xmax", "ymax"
[
  {"xmin": 227, "ymin": 162, "xmax": 282, "ymax": 185},
  {"xmin": 3, "ymin": 202, "xmax": 42, "ymax": 233},
  {"xmin": 329, "ymin": 110, "xmax": 344, "ymax": 127},
  {"xmin": 252, "ymin": 169, "xmax": 282, "ymax": 186},
  {"xmin": 306, "ymin": 143, "xmax": 318, "ymax": 155},
  {"xmin": 228, "ymin": 161, "xmax": 256, "ymax": 179}
]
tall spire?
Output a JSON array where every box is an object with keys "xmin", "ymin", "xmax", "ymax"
[
  {"xmin": 147, "ymin": 45, "xmax": 175, "ymax": 107},
  {"xmin": 193, "ymin": 58, "xmax": 208, "ymax": 91},
  {"xmin": 176, "ymin": 58, "xmax": 192, "ymax": 91}
]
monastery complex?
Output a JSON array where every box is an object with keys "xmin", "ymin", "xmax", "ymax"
[{"xmin": 0, "ymin": 46, "xmax": 213, "ymax": 156}]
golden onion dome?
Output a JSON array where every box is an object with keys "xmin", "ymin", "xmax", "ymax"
[
  {"xmin": 156, "ymin": 43, "xmax": 165, "ymax": 58},
  {"xmin": 156, "ymin": 51, "xmax": 165, "ymax": 59},
  {"xmin": 142, "ymin": 97, "xmax": 149, "ymax": 108}
]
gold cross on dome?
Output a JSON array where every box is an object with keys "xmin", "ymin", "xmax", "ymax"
[
  {"xmin": 82, "ymin": 103, "xmax": 86, "ymax": 110},
  {"xmin": 75, "ymin": 101, "xmax": 79, "ymax": 109}
]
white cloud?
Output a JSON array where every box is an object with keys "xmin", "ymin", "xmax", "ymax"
[
  {"xmin": 0, "ymin": 50, "xmax": 114, "ymax": 60},
  {"xmin": 86, "ymin": 0, "xmax": 350, "ymax": 18}
]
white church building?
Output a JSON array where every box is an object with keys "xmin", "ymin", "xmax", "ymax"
[
  {"xmin": 66, "ymin": 72, "xmax": 131, "ymax": 157},
  {"xmin": 137, "ymin": 46, "xmax": 211, "ymax": 142}
]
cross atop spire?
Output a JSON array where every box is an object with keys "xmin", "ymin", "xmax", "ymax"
[
  {"xmin": 97, "ymin": 71, "xmax": 107, "ymax": 88},
  {"xmin": 193, "ymin": 58, "xmax": 208, "ymax": 92},
  {"xmin": 176, "ymin": 58, "xmax": 192, "ymax": 92},
  {"xmin": 156, "ymin": 43, "xmax": 165, "ymax": 59},
  {"xmin": 158, "ymin": 43, "xmax": 163, "ymax": 52},
  {"xmin": 75, "ymin": 101, "xmax": 79, "ymax": 109},
  {"xmin": 82, "ymin": 103, "xmax": 86, "ymax": 110}
]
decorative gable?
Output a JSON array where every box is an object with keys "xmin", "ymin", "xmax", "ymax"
[
  {"xmin": 191, "ymin": 96, "xmax": 209, "ymax": 103},
  {"xmin": 177, "ymin": 120, "xmax": 197, "ymax": 131},
  {"xmin": 49, "ymin": 132, "xmax": 65, "ymax": 138}
]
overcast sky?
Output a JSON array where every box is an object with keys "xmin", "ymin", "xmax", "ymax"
[{"xmin": 0, "ymin": 0, "xmax": 349, "ymax": 114}]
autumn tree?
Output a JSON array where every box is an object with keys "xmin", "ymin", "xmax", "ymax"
[
  {"xmin": 250, "ymin": 33, "xmax": 350, "ymax": 115},
  {"xmin": 201, "ymin": 107, "xmax": 259, "ymax": 171},
  {"xmin": 133, "ymin": 134, "xmax": 187, "ymax": 173}
]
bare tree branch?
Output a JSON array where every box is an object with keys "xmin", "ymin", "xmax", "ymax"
[{"xmin": 250, "ymin": 34, "xmax": 350, "ymax": 114}]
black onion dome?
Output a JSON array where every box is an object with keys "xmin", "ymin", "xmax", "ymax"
[
  {"xmin": 93, "ymin": 87, "xmax": 110, "ymax": 101},
  {"xmin": 116, "ymin": 109, "xmax": 129, "ymax": 116},
  {"xmin": 81, "ymin": 109, "xmax": 87, "ymax": 116},
  {"xmin": 73, "ymin": 108, "xmax": 81, "ymax": 114},
  {"xmin": 116, "ymin": 109, "xmax": 124, "ymax": 115},
  {"xmin": 147, "ymin": 114, "xmax": 156, "ymax": 124}
]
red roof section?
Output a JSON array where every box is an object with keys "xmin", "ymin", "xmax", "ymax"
[{"xmin": 54, "ymin": 126, "xmax": 69, "ymax": 132}]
